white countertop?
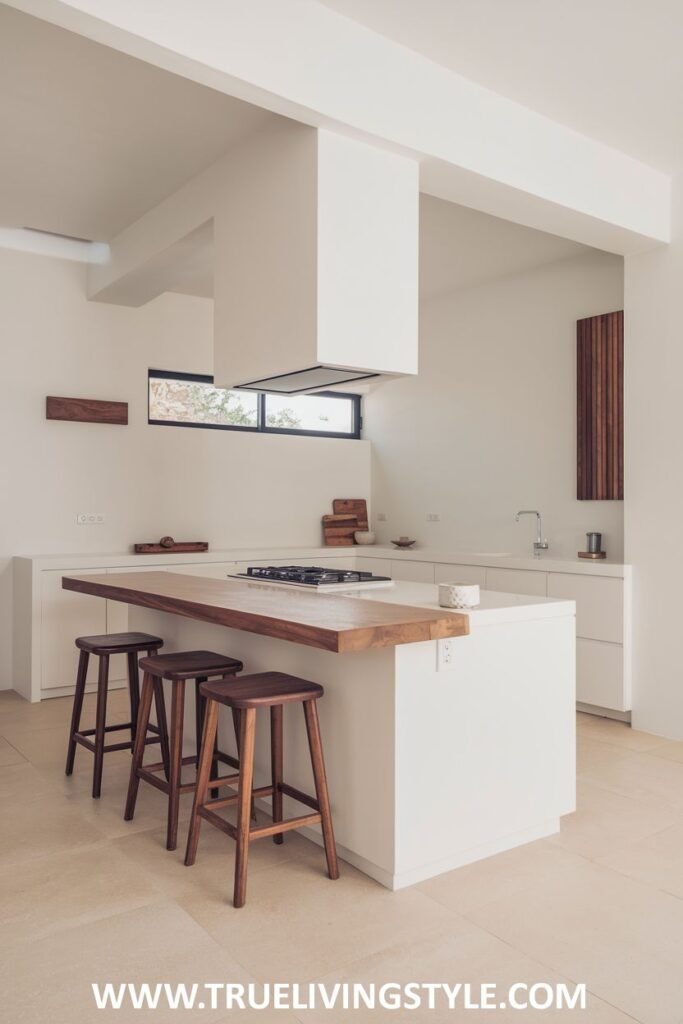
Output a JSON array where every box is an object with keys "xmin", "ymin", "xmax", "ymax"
[
  {"xmin": 338, "ymin": 580, "xmax": 576, "ymax": 626},
  {"xmin": 361, "ymin": 545, "xmax": 628, "ymax": 578},
  {"xmin": 16, "ymin": 543, "xmax": 628, "ymax": 578}
]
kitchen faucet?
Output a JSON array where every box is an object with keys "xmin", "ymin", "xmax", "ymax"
[{"xmin": 515, "ymin": 510, "xmax": 549, "ymax": 557}]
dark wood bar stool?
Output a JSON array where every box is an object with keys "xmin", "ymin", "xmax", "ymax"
[
  {"xmin": 185, "ymin": 671, "xmax": 339, "ymax": 908},
  {"xmin": 125, "ymin": 650, "xmax": 243, "ymax": 851},
  {"xmin": 66, "ymin": 632, "xmax": 166, "ymax": 798}
]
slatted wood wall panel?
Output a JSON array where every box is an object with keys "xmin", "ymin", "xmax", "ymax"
[{"xmin": 577, "ymin": 310, "xmax": 623, "ymax": 500}]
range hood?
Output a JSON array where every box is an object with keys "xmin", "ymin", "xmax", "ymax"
[
  {"xmin": 213, "ymin": 124, "xmax": 419, "ymax": 394},
  {"xmin": 234, "ymin": 366, "xmax": 380, "ymax": 395}
]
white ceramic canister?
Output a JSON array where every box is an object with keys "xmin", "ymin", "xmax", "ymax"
[{"xmin": 438, "ymin": 582, "xmax": 480, "ymax": 609}]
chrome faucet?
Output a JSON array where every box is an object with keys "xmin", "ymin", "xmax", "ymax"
[{"xmin": 515, "ymin": 510, "xmax": 549, "ymax": 557}]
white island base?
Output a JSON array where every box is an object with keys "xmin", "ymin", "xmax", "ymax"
[{"xmin": 129, "ymin": 583, "xmax": 575, "ymax": 890}]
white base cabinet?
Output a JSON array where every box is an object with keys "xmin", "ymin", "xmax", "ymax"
[{"xmin": 13, "ymin": 547, "xmax": 631, "ymax": 714}]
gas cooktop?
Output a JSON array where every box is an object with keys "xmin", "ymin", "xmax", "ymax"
[{"xmin": 228, "ymin": 565, "xmax": 394, "ymax": 591}]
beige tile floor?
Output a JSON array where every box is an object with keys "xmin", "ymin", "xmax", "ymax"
[{"xmin": 2, "ymin": 690, "xmax": 683, "ymax": 1023}]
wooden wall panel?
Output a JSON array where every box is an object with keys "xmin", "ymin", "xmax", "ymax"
[
  {"xmin": 46, "ymin": 396, "xmax": 128, "ymax": 425},
  {"xmin": 577, "ymin": 310, "xmax": 623, "ymax": 500}
]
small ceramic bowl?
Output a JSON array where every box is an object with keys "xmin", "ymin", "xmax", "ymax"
[
  {"xmin": 391, "ymin": 537, "xmax": 416, "ymax": 548},
  {"xmin": 354, "ymin": 531, "xmax": 376, "ymax": 545},
  {"xmin": 438, "ymin": 582, "xmax": 480, "ymax": 609}
]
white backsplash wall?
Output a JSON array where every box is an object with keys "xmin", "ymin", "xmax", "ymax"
[
  {"xmin": 0, "ymin": 248, "xmax": 370, "ymax": 689},
  {"xmin": 364, "ymin": 250, "xmax": 624, "ymax": 559}
]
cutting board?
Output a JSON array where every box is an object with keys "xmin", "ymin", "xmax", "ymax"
[
  {"xmin": 333, "ymin": 499, "xmax": 369, "ymax": 531},
  {"xmin": 134, "ymin": 541, "xmax": 209, "ymax": 554},
  {"xmin": 322, "ymin": 513, "xmax": 358, "ymax": 546}
]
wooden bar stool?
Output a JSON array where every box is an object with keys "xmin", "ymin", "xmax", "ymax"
[
  {"xmin": 125, "ymin": 650, "xmax": 243, "ymax": 851},
  {"xmin": 185, "ymin": 671, "xmax": 339, "ymax": 908},
  {"xmin": 66, "ymin": 632, "xmax": 166, "ymax": 798}
]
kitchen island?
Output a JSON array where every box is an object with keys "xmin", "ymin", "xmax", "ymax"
[{"xmin": 62, "ymin": 571, "xmax": 575, "ymax": 889}]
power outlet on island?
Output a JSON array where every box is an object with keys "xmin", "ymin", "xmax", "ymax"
[{"xmin": 437, "ymin": 638, "xmax": 457, "ymax": 671}]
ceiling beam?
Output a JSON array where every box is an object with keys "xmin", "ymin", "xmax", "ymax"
[{"xmin": 7, "ymin": 0, "xmax": 671, "ymax": 253}]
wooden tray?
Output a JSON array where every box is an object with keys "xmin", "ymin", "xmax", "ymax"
[
  {"xmin": 577, "ymin": 551, "xmax": 606, "ymax": 559},
  {"xmin": 134, "ymin": 542, "xmax": 209, "ymax": 554},
  {"xmin": 333, "ymin": 499, "xmax": 369, "ymax": 531},
  {"xmin": 322, "ymin": 513, "xmax": 358, "ymax": 546}
]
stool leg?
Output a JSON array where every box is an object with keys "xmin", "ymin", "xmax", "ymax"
[
  {"xmin": 195, "ymin": 677, "xmax": 219, "ymax": 799},
  {"xmin": 231, "ymin": 707, "xmax": 255, "ymax": 821},
  {"xmin": 232, "ymin": 708, "xmax": 242, "ymax": 756},
  {"xmin": 92, "ymin": 654, "xmax": 110, "ymax": 799},
  {"xmin": 303, "ymin": 699, "xmax": 339, "ymax": 880},
  {"xmin": 184, "ymin": 697, "xmax": 219, "ymax": 867},
  {"xmin": 124, "ymin": 672, "xmax": 154, "ymax": 821},
  {"xmin": 65, "ymin": 649, "xmax": 89, "ymax": 775},
  {"xmin": 234, "ymin": 707, "xmax": 256, "ymax": 908},
  {"xmin": 270, "ymin": 704, "xmax": 284, "ymax": 845},
  {"xmin": 166, "ymin": 679, "xmax": 186, "ymax": 852},
  {"xmin": 194, "ymin": 677, "xmax": 206, "ymax": 761},
  {"xmin": 154, "ymin": 679, "xmax": 171, "ymax": 781},
  {"xmin": 127, "ymin": 651, "xmax": 140, "ymax": 749}
]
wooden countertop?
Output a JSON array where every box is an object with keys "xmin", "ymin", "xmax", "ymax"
[{"xmin": 62, "ymin": 571, "xmax": 469, "ymax": 653}]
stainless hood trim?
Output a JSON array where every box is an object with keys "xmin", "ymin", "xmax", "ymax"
[{"xmin": 234, "ymin": 365, "xmax": 380, "ymax": 394}]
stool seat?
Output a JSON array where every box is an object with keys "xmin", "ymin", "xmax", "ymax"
[
  {"xmin": 200, "ymin": 672, "xmax": 323, "ymax": 709},
  {"xmin": 125, "ymin": 650, "xmax": 243, "ymax": 851},
  {"xmin": 76, "ymin": 632, "xmax": 163, "ymax": 655},
  {"xmin": 67, "ymin": 633, "xmax": 166, "ymax": 798},
  {"xmin": 139, "ymin": 650, "xmax": 243, "ymax": 680},
  {"xmin": 187, "ymin": 669, "xmax": 338, "ymax": 907}
]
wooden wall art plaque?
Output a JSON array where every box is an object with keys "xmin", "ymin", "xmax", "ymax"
[
  {"xmin": 46, "ymin": 396, "xmax": 128, "ymax": 425},
  {"xmin": 577, "ymin": 310, "xmax": 623, "ymax": 501}
]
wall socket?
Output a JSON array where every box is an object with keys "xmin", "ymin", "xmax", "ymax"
[
  {"xmin": 437, "ymin": 638, "xmax": 457, "ymax": 671},
  {"xmin": 77, "ymin": 512, "xmax": 105, "ymax": 525},
  {"xmin": 426, "ymin": 513, "xmax": 440, "ymax": 522},
  {"xmin": 376, "ymin": 512, "xmax": 388, "ymax": 522}
]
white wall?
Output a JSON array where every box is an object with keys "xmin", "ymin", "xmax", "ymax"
[
  {"xmin": 364, "ymin": 250, "xmax": 624, "ymax": 560},
  {"xmin": 0, "ymin": 248, "xmax": 371, "ymax": 690},
  {"xmin": 625, "ymin": 171, "xmax": 683, "ymax": 738}
]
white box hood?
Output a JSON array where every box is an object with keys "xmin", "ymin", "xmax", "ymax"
[{"xmin": 213, "ymin": 124, "xmax": 419, "ymax": 393}]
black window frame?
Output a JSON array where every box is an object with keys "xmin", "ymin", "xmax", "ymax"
[{"xmin": 147, "ymin": 369, "xmax": 362, "ymax": 440}]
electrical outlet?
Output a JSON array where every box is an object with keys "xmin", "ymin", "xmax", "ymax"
[
  {"xmin": 376, "ymin": 512, "xmax": 387, "ymax": 522},
  {"xmin": 437, "ymin": 638, "xmax": 457, "ymax": 671},
  {"xmin": 427, "ymin": 513, "xmax": 440, "ymax": 522},
  {"xmin": 77, "ymin": 512, "xmax": 105, "ymax": 525}
]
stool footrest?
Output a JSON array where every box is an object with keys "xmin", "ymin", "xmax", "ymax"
[
  {"xmin": 202, "ymin": 783, "xmax": 273, "ymax": 811},
  {"xmin": 77, "ymin": 723, "xmax": 132, "ymax": 737},
  {"xmin": 137, "ymin": 766, "xmax": 196, "ymax": 796},
  {"xmin": 196, "ymin": 781, "xmax": 322, "ymax": 840},
  {"xmin": 279, "ymin": 781, "xmax": 320, "ymax": 812},
  {"xmin": 75, "ymin": 733, "xmax": 161, "ymax": 754},
  {"xmin": 199, "ymin": 807, "xmax": 238, "ymax": 839},
  {"xmin": 251, "ymin": 813, "xmax": 322, "ymax": 841},
  {"xmin": 214, "ymin": 750, "xmax": 240, "ymax": 771}
]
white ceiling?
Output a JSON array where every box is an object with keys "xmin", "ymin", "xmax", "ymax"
[
  {"xmin": 318, "ymin": 0, "xmax": 683, "ymax": 172},
  {"xmin": 0, "ymin": 2, "xmax": 607, "ymax": 298},
  {"xmin": 165, "ymin": 196, "xmax": 595, "ymax": 302},
  {"xmin": 418, "ymin": 197, "xmax": 591, "ymax": 299},
  {"xmin": 0, "ymin": 5, "xmax": 275, "ymax": 239}
]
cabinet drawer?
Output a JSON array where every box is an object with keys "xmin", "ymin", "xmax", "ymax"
[
  {"xmin": 390, "ymin": 560, "xmax": 434, "ymax": 583},
  {"xmin": 168, "ymin": 562, "xmax": 239, "ymax": 579},
  {"xmin": 435, "ymin": 563, "xmax": 487, "ymax": 586},
  {"xmin": 576, "ymin": 639, "xmax": 627, "ymax": 711},
  {"xmin": 547, "ymin": 573, "xmax": 623, "ymax": 643},
  {"xmin": 105, "ymin": 567, "xmax": 169, "ymax": 682},
  {"xmin": 485, "ymin": 567, "xmax": 547, "ymax": 596},
  {"xmin": 355, "ymin": 557, "xmax": 392, "ymax": 576},
  {"xmin": 41, "ymin": 570, "xmax": 106, "ymax": 690}
]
